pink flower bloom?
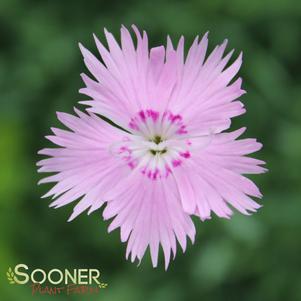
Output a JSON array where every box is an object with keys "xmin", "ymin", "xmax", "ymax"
[{"xmin": 38, "ymin": 25, "xmax": 266, "ymax": 269}]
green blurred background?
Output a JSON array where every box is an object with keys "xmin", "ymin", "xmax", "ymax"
[{"xmin": 1, "ymin": 0, "xmax": 301, "ymax": 300}]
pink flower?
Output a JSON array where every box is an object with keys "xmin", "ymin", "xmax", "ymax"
[{"xmin": 38, "ymin": 25, "xmax": 266, "ymax": 269}]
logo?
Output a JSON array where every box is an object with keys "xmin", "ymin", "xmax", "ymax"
[{"xmin": 6, "ymin": 264, "xmax": 108, "ymax": 296}]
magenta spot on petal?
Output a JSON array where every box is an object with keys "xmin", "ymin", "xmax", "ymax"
[
  {"xmin": 171, "ymin": 114, "xmax": 182, "ymax": 123},
  {"xmin": 119, "ymin": 146, "xmax": 131, "ymax": 156},
  {"xmin": 128, "ymin": 160, "xmax": 138, "ymax": 169},
  {"xmin": 152, "ymin": 168, "xmax": 159, "ymax": 180},
  {"xmin": 167, "ymin": 112, "xmax": 173, "ymax": 121},
  {"xmin": 176, "ymin": 126, "xmax": 187, "ymax": 134},
  {"xmin": 165, "ymin": 164, "xmax": 172, "ymax": 177},
  {"xmin": 119, "ymin": 146, "xmax": 133, "ymax": 162},
  {"xmin": 129, "ymin": 121, "xmax": 139, "ymax": 130},
  {"xmin": 172, "ymin": 159, "xmax": 182, "ymax": 167},
  {"xmin": 180, "ymin": 151, "xmax": 191, "ymax": 159},
  {"xmin": 166, "ymin": 111, "xmax": 181, "ymax": 123},
  {"xmin": 139, "ymin": 110, "xmax": 146, "ymax": 122},
  {"xmin": 147, "ymin": 110, "xmax": 159, "ymax": 122},
  {"xmin": 153, "ymin": 113, "xmax": 159, "ymax": 122}
]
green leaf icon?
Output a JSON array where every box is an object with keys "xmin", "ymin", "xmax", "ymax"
[
  {"xmin": 6, "ymin": 267, "xmax": 15, "ymax": 284},
  {"xmin": 99, "ymin": 282, "xmax": 108, "ymax": 289}
]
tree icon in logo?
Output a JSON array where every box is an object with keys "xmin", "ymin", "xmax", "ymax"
[{"xmin": 6, "ymin": 267, "xmax": 15, "ymax": 284}]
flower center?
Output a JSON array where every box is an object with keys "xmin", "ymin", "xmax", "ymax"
[
  {"xmin": 115, "ymin": 110, "xmax": 191, "ymax": 180},
  {"xmin": 149, "ymin": 135, "xmax": 167, "ymax": 155},
  {"xmin": 153, "ymin": 135, "xmax": 163, "ymax": 144}
]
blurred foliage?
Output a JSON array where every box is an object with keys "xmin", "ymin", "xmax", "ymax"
[{"xmin": 0, "ymin": 0, "xmax": 301, "ymax": 300}]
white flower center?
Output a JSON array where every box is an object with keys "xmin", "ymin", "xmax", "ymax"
[{"xmin": 112, "ymin": 110, "xmax": 192, "ymax": 180}]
